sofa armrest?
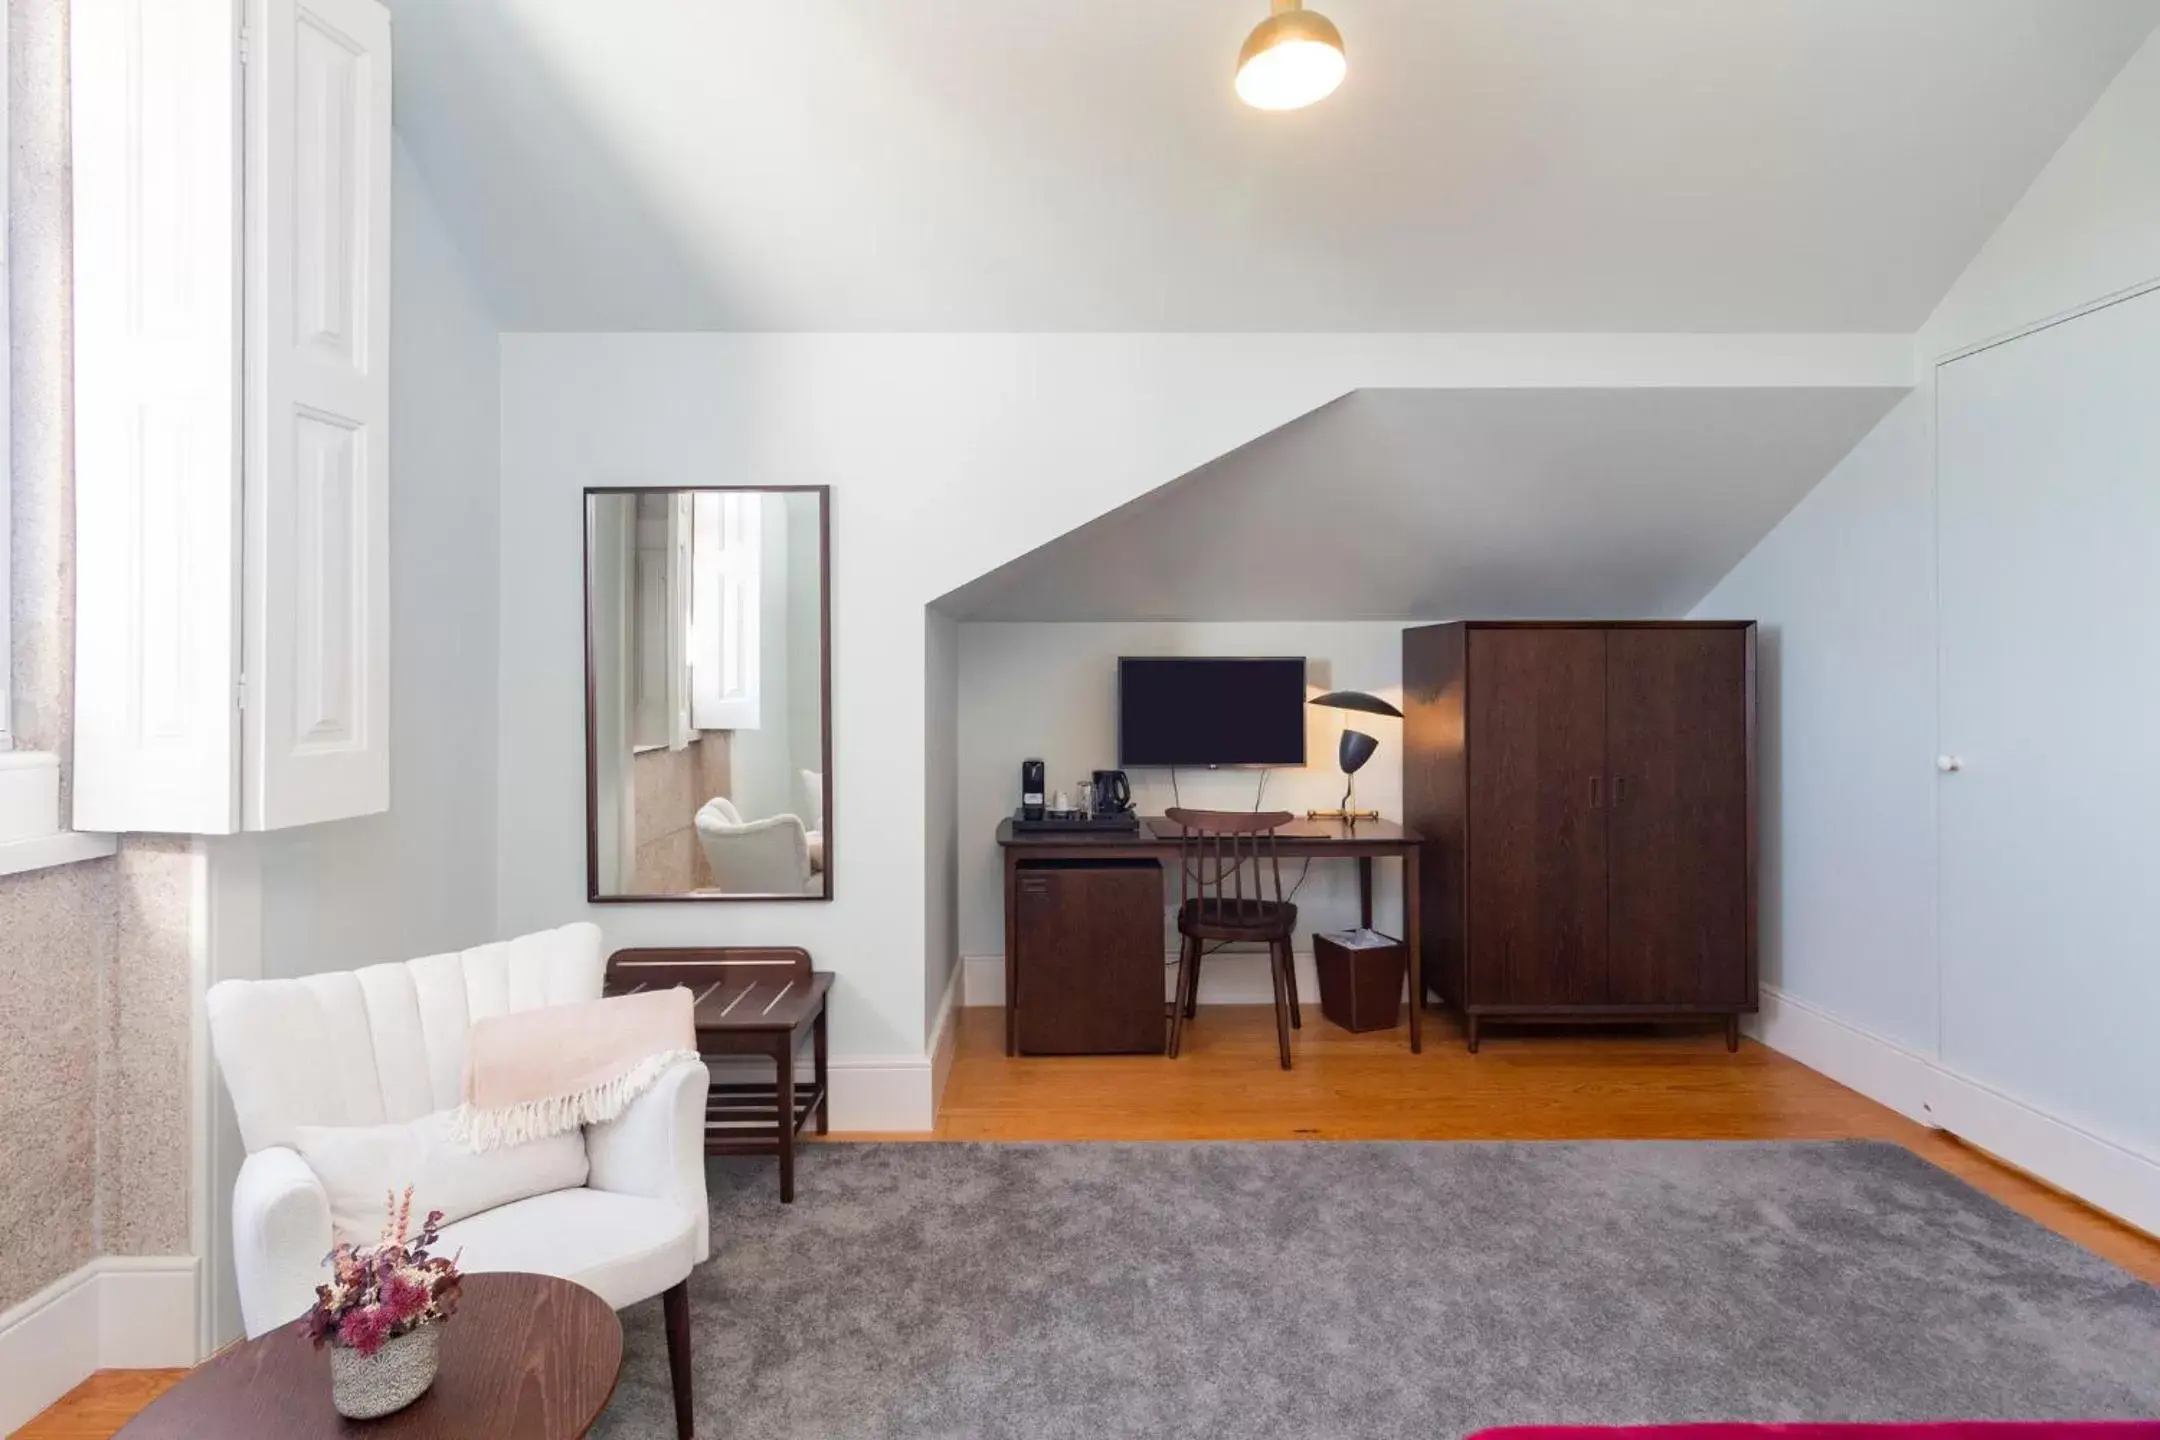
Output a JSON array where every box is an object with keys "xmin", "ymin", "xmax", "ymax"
[
  {"xmin": 232, "ymin": 1146, "xmax": 334, "ymax": 1339},
  {"xmin": 586, "ymin": 1057, "xmax": 711, "ymax": 1263}
]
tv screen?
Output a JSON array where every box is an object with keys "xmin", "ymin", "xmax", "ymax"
[{"xmin": 1118, "ymin": 657, "xmax": 1307, "ymax": 768}]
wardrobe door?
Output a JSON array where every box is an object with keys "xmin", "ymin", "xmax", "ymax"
[
  {"xmin": 1605, "ymin": 628, "xmax": 1751, "ymax": 1007},
  {"xmin": 1466, "ymin": 628, "xmax": 1609, "ymax": 1005}
]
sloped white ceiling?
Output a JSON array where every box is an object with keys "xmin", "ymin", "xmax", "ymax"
[
  {"xmin": 387, "ymin": 0, "xmax": 2158, "ymax": 331},
  {"xmin": 934, "ymin": 387, "xmax": 1905, "ymax": 621}
]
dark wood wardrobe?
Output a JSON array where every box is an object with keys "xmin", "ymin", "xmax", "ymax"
[{"xmin": 1402, "ymin": 622, "xmax": 1756, "ymax": 1051}]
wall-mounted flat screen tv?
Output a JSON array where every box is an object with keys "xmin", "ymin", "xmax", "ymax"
[{"xmin": 1117, "ymin": 656, "xmax": 1307, "ymax": 768}]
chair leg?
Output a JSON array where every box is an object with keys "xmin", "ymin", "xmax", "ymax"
[
  {"xmin": 1184, "ymin": 943, "xmax": 1203, "ymax": 1020},
  {"xmin": 1168, "ymin": 934, "xmax": 1193, "ymax": 1058},
  {"xmin": 663, "ymin": 1279, "xmax": 695, "ymax": 1440},
  {"xmin": 1269, "ymin": 939, "xmax": 1293, "ymax": 1070},
  {"xmin": 1282, "ymin": 936, "xmax": 1302, "ymax": 1030}
]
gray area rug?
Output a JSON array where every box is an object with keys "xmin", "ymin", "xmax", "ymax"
[{"xmin": 592, "ymin": 1141, "xmax": 2160, "ymax": 1439}]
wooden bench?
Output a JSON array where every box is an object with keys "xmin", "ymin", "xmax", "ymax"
[{"xmin": 604, "ymin": 946, "xmax": 832, "ymax": 1203}]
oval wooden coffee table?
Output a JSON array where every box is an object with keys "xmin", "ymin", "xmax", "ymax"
[{"xmin": 118, "ymin": 1273, "xmax": 623, "ymax": 1438}]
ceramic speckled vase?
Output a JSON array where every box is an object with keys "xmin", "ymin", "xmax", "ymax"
[{"xmin": 329, "ymin": 1324, "xmax": 441, "ymax": 1420}]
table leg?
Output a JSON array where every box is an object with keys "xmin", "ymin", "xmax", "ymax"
[
  {"xmin": 1003, "ymin": 850, "xmax": 1019, "ymax": 1057},
  {"xmin": 774, "ymin": 1036, "xmax": 797, "ymax": 1204},
  {"xmin": 1358, "ymin": 856, "xmax": 1373, "ymax": 929},
  {"xmin": 813, "ymin": 1005, "xmax": 830, "ymax": 1136},
  {"xmin": 1405, "ymin": 846, "xmax": 1423, "ymax": 1054}
]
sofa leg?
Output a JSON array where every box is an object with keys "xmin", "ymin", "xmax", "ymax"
[{"xmin": 663, "ymin": 1280, "xmax": 695, "ymax": 1439}]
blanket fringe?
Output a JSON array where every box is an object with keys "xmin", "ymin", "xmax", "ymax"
[{"xmin": 451, "ymin": 1049, "xmax": 704, "ymax": 1153}]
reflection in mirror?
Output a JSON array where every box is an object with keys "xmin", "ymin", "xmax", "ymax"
[{"xmin": 585, "ymin": 488, "xmax": 830, "ymax": 901}]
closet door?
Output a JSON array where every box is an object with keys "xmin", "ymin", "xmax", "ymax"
[
  {"xmin": 1937, "ymin": 286, "xmax": 2160, "ymax": 1158},
  {"xmin": 1466, "ymin": 628, "xmax": 1609, "ymax": 1005},
  {"xmin": 1605, "ymin": 628, "xmax": 1751, "ymax": 1007}
]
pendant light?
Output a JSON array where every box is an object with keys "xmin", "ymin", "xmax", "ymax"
[{"xmin": 1236, "ymin": 0, "xmax": 1347, "ymax": 111}]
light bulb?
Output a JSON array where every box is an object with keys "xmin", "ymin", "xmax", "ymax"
[{"xmin": 1236, "ymin": 3, "xmax": 1347, "ymax": 111}]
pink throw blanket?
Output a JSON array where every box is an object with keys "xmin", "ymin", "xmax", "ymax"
[{"xmin": 452, "ymin": 987, "xmax": 699, "ymax": 1152}]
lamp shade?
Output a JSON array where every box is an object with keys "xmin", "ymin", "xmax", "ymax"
[
  {"xmin": 1308, "ymin": 690, "xmax": 1403, "ymax": 720},
  {"xmin": 1235, "ymin": 2, "xmax": 1346, "ymax": 111},
  {"xmin": 1337, "ymin": 728, "xmax": 1379, "ymax": 776}
]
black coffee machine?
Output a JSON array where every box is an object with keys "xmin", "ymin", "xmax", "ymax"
[{"xmin": 1012, "ymin": 759, "xmax": 1139, "ymax": 834}]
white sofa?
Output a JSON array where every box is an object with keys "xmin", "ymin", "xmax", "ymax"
[{"xmin": 206, "ymin": 922, "xmax": 708, "ymax": 1435}]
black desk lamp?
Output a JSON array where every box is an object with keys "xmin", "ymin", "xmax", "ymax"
[{"xmin": 1305, "ymin": 689, "xmax": 1404, "ymax": 826}]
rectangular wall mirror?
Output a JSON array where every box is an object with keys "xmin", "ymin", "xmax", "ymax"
[{"xmin": 584, "ymin": 487, "xmax": 831, "ymax": 901}]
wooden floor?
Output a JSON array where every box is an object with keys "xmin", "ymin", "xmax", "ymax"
[{"xmin": 26, "ymin": 1002, "xmax": 2158, "ymax": 1438}]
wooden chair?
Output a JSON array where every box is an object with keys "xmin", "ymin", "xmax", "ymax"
[{"xmin": 1164, "ymin": 807, "xmax": 1301, "ymax": 1068}]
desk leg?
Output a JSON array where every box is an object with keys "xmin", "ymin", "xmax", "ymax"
[
  {"xmin": 1405, "ymin": 846, "xmax": 1423, "ymax": 1054},
  {"xmin": 1003, "ymin": 850, "xmax": 1019, "ymax": 1057},
  {"xmin": 1358, "ymin": 856, "xmax": 1373, "ymax": 930}
]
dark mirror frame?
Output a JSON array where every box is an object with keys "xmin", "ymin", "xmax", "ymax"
[{"xmin": 582, "ymin": 485, "xmax": 833, "ymax": 903}]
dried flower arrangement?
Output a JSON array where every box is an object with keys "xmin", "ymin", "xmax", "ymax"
[{"xmin": 302, "ymin": 1186, "xmax": 463, "ymax": 1357}]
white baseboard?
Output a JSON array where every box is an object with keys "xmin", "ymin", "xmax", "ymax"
[
  {"xmin": 703, "ymin": 1040, "xmax": 940, "ymax": 1134},
  {"xmin": 1747, "ymin": 985, "xmax": 1937, "ymax": 1126},
  {"xmin": 1922, "ymin": 1057, "xmax": 2160, "ymax": 1240},
  {"xmin": 827, "ymin": 1056, "xmax": 936, "ymax": 1132},
  {"xmin": 963, "ymin": 949, "xmax": 1332, "ymax": 1009},
  {"xmin": 1749, "ymin": 984, "xmax": 2160, "ymax": 1238},
  {"xmin": 0, "ymin": 1255, "xmax": 200, "ymax": 1433},
  {"xmin": 927, "ymin": 962, "xmax": 962, "ymax": 1122}
]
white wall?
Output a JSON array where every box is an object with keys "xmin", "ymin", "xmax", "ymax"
[
  {"xmin": 923, "ymin": 609, "xmax": 959, "ymax": 1031},
  {"xmin": 1693, "ymin": 29, "xmax": 2160, "ymax": 1227},
  {"xmin": 492, "ymin": 332, "xmax": 1909, "ymax": 1113},
  {"xmin": 1691, "ymin": 395, "xmax": 1938, "ymax": 1051},
  {"xmin": 257, "ymin": 140, "xmax": 503, "ymax": 977},
  {"xmin": 1920, "ymin": 30, "xmax": 2160, "ymax": 360},
  {"xmin": 955, "ymin": 622, "xmax": 1409, "ymax": 1000}
]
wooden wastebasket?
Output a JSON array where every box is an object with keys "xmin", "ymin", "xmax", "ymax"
[{"xmin": 1314, "ymin": 929, "xmax": 1408, "ymax": 1032}]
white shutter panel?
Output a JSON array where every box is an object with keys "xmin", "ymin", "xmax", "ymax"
[
  {"xmin": 667, "ymin": 494, "xmax": 694, "ymax": 750},
  {"xmin": 242, "ymin": 0, "xmax": 392, "ymax": 828},
  {"xmin": 690, "ymin": 493, "xmax": 763, "ymax": 731},
  {"xmin": 71, "ymin": 0, "xmax": 246, "ymax": 834}
]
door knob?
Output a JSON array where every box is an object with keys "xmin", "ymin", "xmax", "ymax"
[{"xmin": 1935, "ymin": 755, "xmax": 1965, "ymax": 773}]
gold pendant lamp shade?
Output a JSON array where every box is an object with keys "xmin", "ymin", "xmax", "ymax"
[{"xmin": 1236, "ymin": 0, "xmax": 1347, "ymax": 111}]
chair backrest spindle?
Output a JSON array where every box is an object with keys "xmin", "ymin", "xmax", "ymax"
[{"xmin": 1164, "ymin": 806, "xmax": 1294, "ymax": 925}]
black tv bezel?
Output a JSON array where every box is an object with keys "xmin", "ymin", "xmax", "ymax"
[{"xmin": 1115, "ymin": 655, "xmax": 1309, "ymax": 770}]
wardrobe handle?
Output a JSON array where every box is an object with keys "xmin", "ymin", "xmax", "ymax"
[
  {"xmin": 1589, "ymin": 775, "xmax": 1602, "ymax": 808},
  {"xmin": 1613, "ymin": 776, "xmax": 1627, "ymax": 807}
]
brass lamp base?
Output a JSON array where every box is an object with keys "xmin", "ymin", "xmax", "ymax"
[{"xmin": 1311, "ymin": 754, "xmax": 1379, "ymax": 826}]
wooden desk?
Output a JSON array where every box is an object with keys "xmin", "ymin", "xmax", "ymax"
[{"xmin": 997, "ymin": 815, "xmax": 1424, "ymax": 1056}]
